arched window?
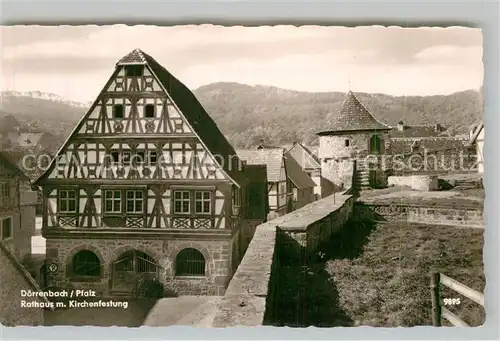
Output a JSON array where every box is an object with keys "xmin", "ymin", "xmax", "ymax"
[
  {"xmin": 72, "ymin": 250, "xmax": 101, "ymax": 277},
  {"xmin": 175, "ymin": 248, "xmax": 205, "ymax": 276}
]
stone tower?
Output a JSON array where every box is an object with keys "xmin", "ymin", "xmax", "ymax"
[{"xmin": 317, "ymin": 91, "xmax": 391, "ymax": 195}]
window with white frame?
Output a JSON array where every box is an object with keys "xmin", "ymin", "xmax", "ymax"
[
  {"xmin": 1, "ymin": 217, "xmax": 12, "ymax": 240},
  {"xmin": 126, "ymin": 190, "xmax": 143, "ymax": 213},
  {"xmin": 195, "ymin": 191, "xmax": 211, "ymax": 214},
  {"xmin": 104, "ymin": 190, "xmax": 122, "ymax": 213},
  {"xmin": 173, "ymin": 191, "xmax": 190, "ymax": 214},
  {"xmin": 59, "ymin": 190, "xmax": 77, "ymax": 213}
]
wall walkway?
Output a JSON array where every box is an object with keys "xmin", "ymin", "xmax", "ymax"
[{"xmin": 212, "ymin": 192, "xmax": 354, "ymax": 327}]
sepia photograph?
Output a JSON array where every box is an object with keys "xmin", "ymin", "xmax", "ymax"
[{"xmin": 0, "ymin": 24, "xmax": 485, "ymax": 329}]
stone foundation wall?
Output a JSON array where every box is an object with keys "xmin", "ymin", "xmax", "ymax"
[
  {"xmin": 388, "ymin": 175, "xmax": 439, "ymax": 191},
  {"xmin": 356, "ymin": 203, "xmax": 484, "ymax": 228},
  {"xmin": 44, "ymin": 235, "xmax": 233, "ymax": 297}
]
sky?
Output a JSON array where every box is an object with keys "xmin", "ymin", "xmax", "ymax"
[{"xmin": 1, "ymin": 25, "xmax": 483, "ymax": 103}]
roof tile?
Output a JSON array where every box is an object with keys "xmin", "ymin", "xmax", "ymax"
[
  {"xmin": 319, "ymin": 91, "xmax": 390, "ymax": 134},
  {"xmin": 284, "ymin": 152, "xmax": 316, "ymax": 189},
  {"xmin": 236, "ymin": 149, "xmax": 284, "ymax": 182}
]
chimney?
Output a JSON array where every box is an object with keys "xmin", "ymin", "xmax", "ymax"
[
  {"xmin": 435, "ymin": 123, "xmax": 441, "ymax": 132},
  {"xmin": 293, "ymin": 141, "xmax": 297, "ymax": 146},
  {"xmin": 397, "ymin": 121, "xmax": 404, "ymax": 132},
  {"xmin": 259, "ymin": 139, "xmax": 264, "ymax": 145}
]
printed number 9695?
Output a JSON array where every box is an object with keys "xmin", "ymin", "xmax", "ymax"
[{"xmin": 443, "ymin": 298, "xmax": 461, "ymax": 305}]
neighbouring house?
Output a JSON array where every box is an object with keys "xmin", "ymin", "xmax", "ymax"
[
  {"xmin": 0, "ymin": 151, "xmax": 39, "ymax": 261},
  {"xmin": 317, "ymin": 91, "xmax": 391, "ymax": 194},
  {"xmin": 6, "ymin": 131, "xmax": 61, "ymax": 155},
  {"xmin": 32, "ymin": 48, "xmax": 266, "ymax": 297},
  {"xmin": 286, "ymin": 142, "xmax": 322, "ymax": 199},
  {"xmin": 389, "ymin": 120, "xmax": 448, "ymax": 138},
  {"xmin": 0, "ymin": 151, "xmax": 49, "ymax": 326},
  {"xmin": 237, "ymin": 148, "xmax": 290, "ymax": 218},
  {"xmin": 469, "ymin": 120, "xmax": 484, "ymax": 174},
  {"xmin": 283, "ymin": 151, "xmax": 316, "ymax": 210},
  {"xmin": 389, "ymin": 137, "xmax": 475, "ymax": 175}
]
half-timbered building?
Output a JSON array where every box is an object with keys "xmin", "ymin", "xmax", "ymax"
[
  {"xmin": 236, "ymin": 148, "xmax": 290, "ymax": 218},
  {"xmin": 283, "ymin": 152, "xmax": 316, "ymax": 211},
  {"xmin": 0, "ymin": 151, "xmax": 38, "ymax": 262},
  {"xmin": 286, "ymin": 142, "xmax": 323, "ymax": 199},
  {"xmin": 33, "ymin": 49, "xmax": 265, "ymax": 296}
]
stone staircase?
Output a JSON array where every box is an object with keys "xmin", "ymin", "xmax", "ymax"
[
  {"xmin": 353, "ymin": 159, "xmax": 371, "ymax": 191},
  {"xmin": 453, "ymin": 178, "xmax": 483, "ymax": 190}
]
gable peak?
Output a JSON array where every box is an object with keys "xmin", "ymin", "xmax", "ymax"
[{"xmin": 117, "ymin": 48, "xmax": 147, "ymax": 65}]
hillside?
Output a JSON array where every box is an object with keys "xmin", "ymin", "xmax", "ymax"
[
  {"xmin": 0, "ymin": 84, "xmax": 483, "ymax": 151},
  {"xmin": 193, "ymin": 83, "xmax": 483, "ymax": 147}
]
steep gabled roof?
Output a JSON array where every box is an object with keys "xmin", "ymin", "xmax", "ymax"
[
  {"xmin": 318, "ymin": 91, "xmax": 390, "ymax": 135},
  {"xmin": 140, "ymin": 50, "xmax": 245, "ymax": 182},
  {"xmin": 284, "ymin": 152, "xmax": 316, "ymax": 189},
  {"xmin": 287, "ymin": 143, "xmax": 321, "ymax": 170},
  {"xmin": 236, "ymin": 148, "xmax": 284, "ymax": 183},
  {"xmin": 34, "ymin": 49, "xmax": 248, "ymax": 187},
  {"xmin": 0, "ymin": 151, "xmax": 30, "ymax": 181},
  {"xmin": 469, "ymin": 120, "xmax": 484, "ymax": 146}
]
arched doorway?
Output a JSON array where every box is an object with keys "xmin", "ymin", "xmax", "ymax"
[{"xmin": 112, "ymin": 250, "xmax": 158, "ymax": 292}]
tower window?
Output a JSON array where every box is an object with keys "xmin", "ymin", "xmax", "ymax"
[
  {"xmin": 144, "ymin": 104, "xmax": 155, "ymax": 118},
  {"xmin": 345, "ymin": 139, "xmax": 350, "ymax": 147},
  {"xmin": 113, "ymin": 104, "xmax": 124, "ymax": 119},
  {"xmin": 125, "ymin": 65, "xmax": 144, "ymax": 77}
]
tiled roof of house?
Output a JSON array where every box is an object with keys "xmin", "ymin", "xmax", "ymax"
[
  {"xmin": 284, "ymin": 152, "xmax": 316, "ymax": 189},
  {"xmin": 389, "ymin": 125, "xmax": 446, "ymax": 138},
  {"xmin": 318, "ymin": 91, "xmax": 390, "ymax": 135},
  {"xmin": 236, "ymin": 148, "xmax": 284, "ymax": 183},
  {"xmin": 287, "ymin": 143, "xmax": 321, "ymax": 170},
  {"xmin": 17, "ymin": 133, "xmax": 44, "ymax": 148},
  {"xmin": 0, "ymin": 151, "xmax": 30, "ymax": 181},
  {"xmin": 390, "ymin": 137, "xmax": 469, "ymax": 155},
  {"xmin": 117, "ymin": 48, "xmax": 147, "ymax": 64}
]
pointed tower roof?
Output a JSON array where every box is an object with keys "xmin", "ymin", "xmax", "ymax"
[{"xmin": 318, "ymin": 91, "xmax": 390, "ymax": 135}]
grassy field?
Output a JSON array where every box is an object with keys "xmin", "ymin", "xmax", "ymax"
[{"xmin": 272, "ymin": 218, "xmax": 485, "ymax": 327}]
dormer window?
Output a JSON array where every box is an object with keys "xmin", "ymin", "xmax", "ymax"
[
  {"xmin": 144, "ymin": 104, "xmax": 155, "ymax": 118},
  {"xmin": 124, "ymin": 65, "xmax": 144, "ymax": 77},
  {"xmin": 113, "ymin": 104, "xmax": 124, "ymax": 119}
]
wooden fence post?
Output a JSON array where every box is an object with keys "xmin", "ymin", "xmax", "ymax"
[{"xmin": 431, "ymin": 272, "xmax": 442, "ymax": 326}]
